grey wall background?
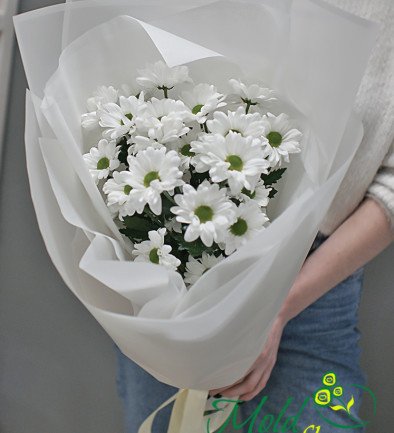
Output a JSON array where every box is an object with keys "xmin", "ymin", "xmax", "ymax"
[
  {"xmin": 0, "ymin": 1, "xmax": 393, "ymax": 433},
  {"xmin": 0, "ymin": 4, "xmax": 123, "ymax": 433}
]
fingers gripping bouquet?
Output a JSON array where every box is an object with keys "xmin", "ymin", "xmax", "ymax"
[
  {"xmin": 82, "ymin": 60, "xmax": 302, "ymax": 283},
  {"xmin": 14, "ymin": 0, "xmax": 378, "ymax": 431}
]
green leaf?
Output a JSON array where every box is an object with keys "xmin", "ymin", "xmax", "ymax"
[
  {"xmin": 268, "ymin": 188, "xmax": 278, "ymax": 198},
  {"xmin": 119, "ymin": 228, "xmax": 147, "ymax": 242},
  {"xmin": 261, "ymin": 168, "xmax": 287, "ymax": 186},
  {"xmin": 161, "ymin": 194, "xmax": 176, "ymax": 219},
  {"xmin": 170, "ymin": 232, "xmax": 218, "ymax": 257},
  {"xmin": 117, "ymin": 136, "xmax": 130, "ymax": 166},
  {"xmin": 347, "ymin": 396, "xmax": 355, "ymax": 413},
  {"xmin": 189, "ymin": 171, "xmax": 210, "ymax": 188},
  {"xmin": 329, "ymin": 405, "xmax": 347, "ymax": 412},
  {"xmin": 122, "ymin": 215, "xmax": 158, "ymax": 232}
]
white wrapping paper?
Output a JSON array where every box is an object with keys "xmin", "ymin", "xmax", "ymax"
[{"xmin": 14, "ymin": 0, "xmax": 378, "ymax": 390}]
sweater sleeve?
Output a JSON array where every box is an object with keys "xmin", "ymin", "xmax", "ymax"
[{"xmin": 365, "ymin": 139, "xmax": 394, "ymax": 232}]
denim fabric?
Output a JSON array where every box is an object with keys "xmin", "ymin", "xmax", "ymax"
[{"xmin": 114, "ymin": 233, "xmax": 367, "ymax": 433}]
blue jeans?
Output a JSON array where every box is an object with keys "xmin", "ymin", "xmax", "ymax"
[{"xmin": 114, "ymin": 233, "xmax": 367, "ymax": 433}]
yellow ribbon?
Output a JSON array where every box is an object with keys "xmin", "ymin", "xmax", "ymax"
[{"xmin": 138, "ymin": 388, "xmax": 240, "ymax": 433}]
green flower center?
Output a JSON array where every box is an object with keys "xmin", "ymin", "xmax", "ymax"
[
  {"xmin": 144, "ymin": 171, "xmax": 160, "ymax": 187},
  {"xmin": 195, "ymin": 205, "xmax": 214, "ymax": 223},
  {"xmin": 180, "ymin": 144, "xmax": 194, "ymax": 157},
  {"xmin": 192, "ymin": 104, "xmax": 204, "ymax": 115},
  {"xmin": 267, "ymin": 131, "xmax": 283, "ymax": 148},
  {"xmin": 226, "ymin": 155, "xmax": 244, "ymax": 171},
  {"xmin": 241, "ymin": 188, "xmax": 256, "ymax": 199},
  {"xmin": 120, "ymin": 113, "xmax": 133, "ymax": 126},
  {"xmin": 149, "ymin": 248, "xmax": 160, "ymax": 264},
  {"xmin": 123, "ymin": 185, "xmax": 132, "ymax": 195},
  {"xmin": 230, "ymin": 218, "xmax": 248, "ymax": 236},
  {"xmin": 97, "ymin": 157, "xmax": 110, "ymax": 170}
]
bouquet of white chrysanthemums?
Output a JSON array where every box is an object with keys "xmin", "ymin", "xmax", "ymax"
[
  {"xmin": 82, "ymin": 60, "xmax": 302, "ymax": 285},
  {"xmin": 14, "ymin": 0, "xmax": 377, "ymax": 430}
]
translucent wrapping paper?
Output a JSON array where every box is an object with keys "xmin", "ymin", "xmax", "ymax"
[{"xmin": 14, "ymin": 0, "xmax": 378, "ymax": 391}]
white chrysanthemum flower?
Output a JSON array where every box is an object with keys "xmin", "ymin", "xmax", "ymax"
[
  {"xmin": 98, "ymin": 103, "xmax": 132, "ymax": 140},
  {"xmin": 127, "ymin": 136, "xmax": 165, "ymax": 155},
  {"xmin": 140, "ymin": 98, "xmax": 192, "ymax": 123},
  {"xmin": 102, "ymin": 171, "xmax": 138, "ymax": 220},
  {"xmin": 206, "ymin": 107, "xmax": 265, "ymax": 138},
  {"xmin": 83, "ymin": 139, "xmax": 120, "ymax": 184},
  {"xmin": 222, "ymin": 201, "xmax": 269, "ymax": 255},
  {"xmin": 136, "ymin": 60, "xmax": 192, "ymax": 95},
  {"xmin": 182, "ymin": 169, "xmax": 192, "ymax": 184},
  {"xmin": 149, "ymin": 116, "xmax": 191, "ymax": 144},
  {"xmin": 82, "ymin": 112, "xmax": 102, "ymax": 131},
  {"xmin": 181, "ymin": 83, "xmax": 226, "ymax": 124},
  {"xmin": 98, "ymin": 93, "xmax": 146, "ymax": 140},
  {"xmin": 87, "ymin": 86, "xmax": 119, "ymax": 111},
  {"xmin": 166, "ymin": 130, "xmax": 200, "ymax": 170},
  {"xmin": 132, "ymin": 228, "xmax": 181, "ymax": 271},
  {"xmin": 134, "ymin": 98, "xmax": 192, "ymax": 143},
  {"xmin": 184, "ymin": 253, "xmax": 224, "ymax": 286},
  {"xmin": 118, "ymin": 83, "xmax": 141, "ymax": 98},
  {"xmin": 177, "ymin": 140, "xmax": 196, "ymax": 170},
  {"xmin": 170, "ymin": 180, "xmax": 236, "ymax": 247},
  {"xmin": 81, "ymin": 86, "xmax": 119, "ymax": 130},
  {"xmin": 191, "ymin": 132, "xmax": 270, "ymax": 195},
  {"xmin": 238, "ymin": 180, "xmax": 271, "ymax": 207},
  {"xmin": 126, "ymin": 147, "xmax": 184, "ymax": 215},
  {"xmin": 229, "ymin": 79, "xmax": 276, "ymax": 112},
  {"xmin": 260, "ymin": 112, "xmax": 302, "ymax": 167},
  {"xmin": 164, "ymin": 217, "xmax": 183, "ymax": 234}
]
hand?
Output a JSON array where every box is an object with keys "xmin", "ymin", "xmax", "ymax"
[
  {"xmin": 209, "ymin": 198, "xmax": 394, "ymax": 402},
  {"xmin": 208, "ymin": 316, "xmax": 286, "ymax": 402}
]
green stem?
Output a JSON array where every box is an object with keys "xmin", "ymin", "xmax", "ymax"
[
  {"xmin": 242, "ymin": 98, "xmax": 257, "ymax": 114},
  {"xmin": 336, "ymin": 397, "xmax": 346, "ymax": 407},
  {"xmin": 164, "ymin": 191, "xmax": 176, "ymax": 204},
  {"xmin": 333, "ymin": 397, "xmax": 361, "ymax": 424},
  {"xmin": 158, "ymin": 85, "xmax": 174, "ymax": 99},
  {"xmin": 145, "ymin": 208, "xmax": 163, "ymax": 227}
]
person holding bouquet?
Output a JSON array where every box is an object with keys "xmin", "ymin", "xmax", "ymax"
[{"xmin": 114, "ymin": 0, "xmax": 394, "ymax": 431}]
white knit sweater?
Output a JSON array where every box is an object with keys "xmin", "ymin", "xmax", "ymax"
[{"xmin": 318, "ymin": 0, "xmax": 394, "ymax": 235}]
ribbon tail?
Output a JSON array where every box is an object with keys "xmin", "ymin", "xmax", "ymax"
[
  {"xmin": 138, "ymin": 389, "xmax": 184, "ymax": 433},
  {"xmin": 138, "ymin": 387, "xmax": 240, "ymax": 433},
  {"xmin": 167, "ymin": 388, "xmax": 208, "ymax": 433}
]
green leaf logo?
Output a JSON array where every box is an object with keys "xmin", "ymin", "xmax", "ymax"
[{"xmin": 346, "ymin": 396, "xmax": 355, "ymax": 413}]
